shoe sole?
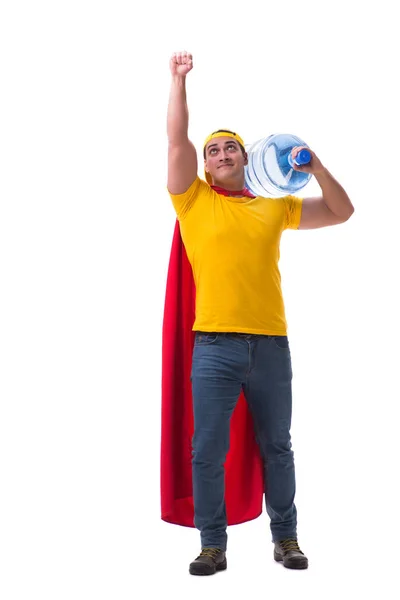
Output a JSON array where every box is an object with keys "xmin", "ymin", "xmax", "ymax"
[
  {"xmin": 189, "ymin": 558, "xmax": 227, "ymax": 576},
  {"xmin": 274, "ymin": 551, "xmax": 308, "ymax": 570}
]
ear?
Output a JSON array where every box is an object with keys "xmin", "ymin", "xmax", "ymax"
[
  {"xmin": 204, "ymin": 159, "xmax": 209, "ymax": 173},
  {"xmin": 243, "ymin": 152, "xmax": 248, "ymax": 167}
]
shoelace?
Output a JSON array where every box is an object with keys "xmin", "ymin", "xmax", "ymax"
[
  {"xmin": 280, "ymin": 539, "xmax": 304, "ymax": 555},
  {"xmin": 198, "ymin": 548, "xmax": 221, "ymax": 560}
]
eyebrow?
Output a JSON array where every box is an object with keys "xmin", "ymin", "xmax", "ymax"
[{"xmin": 207, "ymin": 140, "xmax": 239, "ymax": 151}]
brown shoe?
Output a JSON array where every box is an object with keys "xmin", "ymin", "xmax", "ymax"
[
  {"xmin": 274, "ymin": 539, "xmax": 308, "ymax": 569},
  {"xmin": 189, "ymin": 548, "xmax": 227, "ymax": 576}
]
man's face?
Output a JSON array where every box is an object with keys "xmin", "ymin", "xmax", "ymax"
[{"xmin": 204, "ymin": 136, "xmax": 248, "ymax": 185}]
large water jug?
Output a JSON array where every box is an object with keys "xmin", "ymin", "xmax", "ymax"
[{"xmin": 244, "ymin": 133, "xmax": 312, "ymax": 197}]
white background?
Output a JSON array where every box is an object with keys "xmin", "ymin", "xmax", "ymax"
[{"xmin": 1, "ymin": 1, "xmax": 399, "ymax": 598}]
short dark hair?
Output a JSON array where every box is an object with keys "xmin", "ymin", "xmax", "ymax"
[{"xmin": 203, "ymin": 129, "xmax": 245, "ymax": 159}]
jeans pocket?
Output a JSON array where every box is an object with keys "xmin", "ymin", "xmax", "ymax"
[
  {"xmin": 271, "ymin": 335, "xmax": 290, "ymax": 350},
  {"xmin": 194, "ymin": 332, "xmax": 220, "ymax": 345}
]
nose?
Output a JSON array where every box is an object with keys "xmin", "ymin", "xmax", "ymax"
[{"xmin": 219, "ymin": 149, "xmax": 231, "ymax": 162}]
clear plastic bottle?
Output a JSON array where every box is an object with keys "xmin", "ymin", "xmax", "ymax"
[{"xmin": 244, "ymin": 133, "xmax": 312, "ymax": 197}]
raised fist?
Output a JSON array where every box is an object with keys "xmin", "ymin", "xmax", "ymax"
[{"xmin": 170, "ymin": 51, "xmax": 193, "ymax": 77}]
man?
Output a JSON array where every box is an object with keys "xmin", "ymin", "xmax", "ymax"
[{"xmin": 166, "ymin": 50, "xmax": 354, "ymax": 575}]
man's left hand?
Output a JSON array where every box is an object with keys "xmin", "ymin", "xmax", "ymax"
[{"xmin": 291, "ymin": 146, "xmax": 325, "ymax": 175}]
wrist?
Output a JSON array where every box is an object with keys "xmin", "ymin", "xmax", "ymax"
[
  {"xmin": 314, "ymin": 165, "xmax": 329, "ymax": 179},
  {"xmin": 171, "ymin": 74, "xmax": 187, "ymax": 86}
]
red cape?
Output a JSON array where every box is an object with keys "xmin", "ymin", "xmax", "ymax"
[{"xmin": 160, "ymin": 219, "xmax": 264, "ymax": 527}]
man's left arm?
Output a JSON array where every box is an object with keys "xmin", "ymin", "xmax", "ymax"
[{"xmin": 291, "ymin": 147, "xmax": 355, "ymax": 230}]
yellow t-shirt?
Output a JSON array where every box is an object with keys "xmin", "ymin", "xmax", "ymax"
[{"xmin": 169, "ymin": 177, "xmax": 302, "ymax": 335}]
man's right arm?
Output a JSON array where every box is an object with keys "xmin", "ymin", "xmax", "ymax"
[{"xmin": 167, "ymin": 52, "xmax": 198, "ymax": 195}]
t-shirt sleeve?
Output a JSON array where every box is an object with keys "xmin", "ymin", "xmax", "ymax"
[
  {"xmin": 282, "ymin": 195, "xmax": 303, "ymax": 230},
  {"xmin": 167, "ymin": 176, "xmax": 207, "ymax": 220}
]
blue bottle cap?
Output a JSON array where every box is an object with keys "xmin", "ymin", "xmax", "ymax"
[{"xmin": 296, "ymin": 149, "xmax": 311, "ymax": 165}]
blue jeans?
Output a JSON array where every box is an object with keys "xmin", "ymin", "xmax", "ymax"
[{"xmin": 191, "ymin": 332, "xmax": 297, "ymax": 550}]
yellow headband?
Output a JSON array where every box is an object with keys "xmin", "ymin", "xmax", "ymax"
[
  {"xmin": 203, "ymin": 130, "xmax": 245, "ymax": 184},
  {"xmin": 203, "ymin": 130, "xmax": 245, "ymax": 150}
]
